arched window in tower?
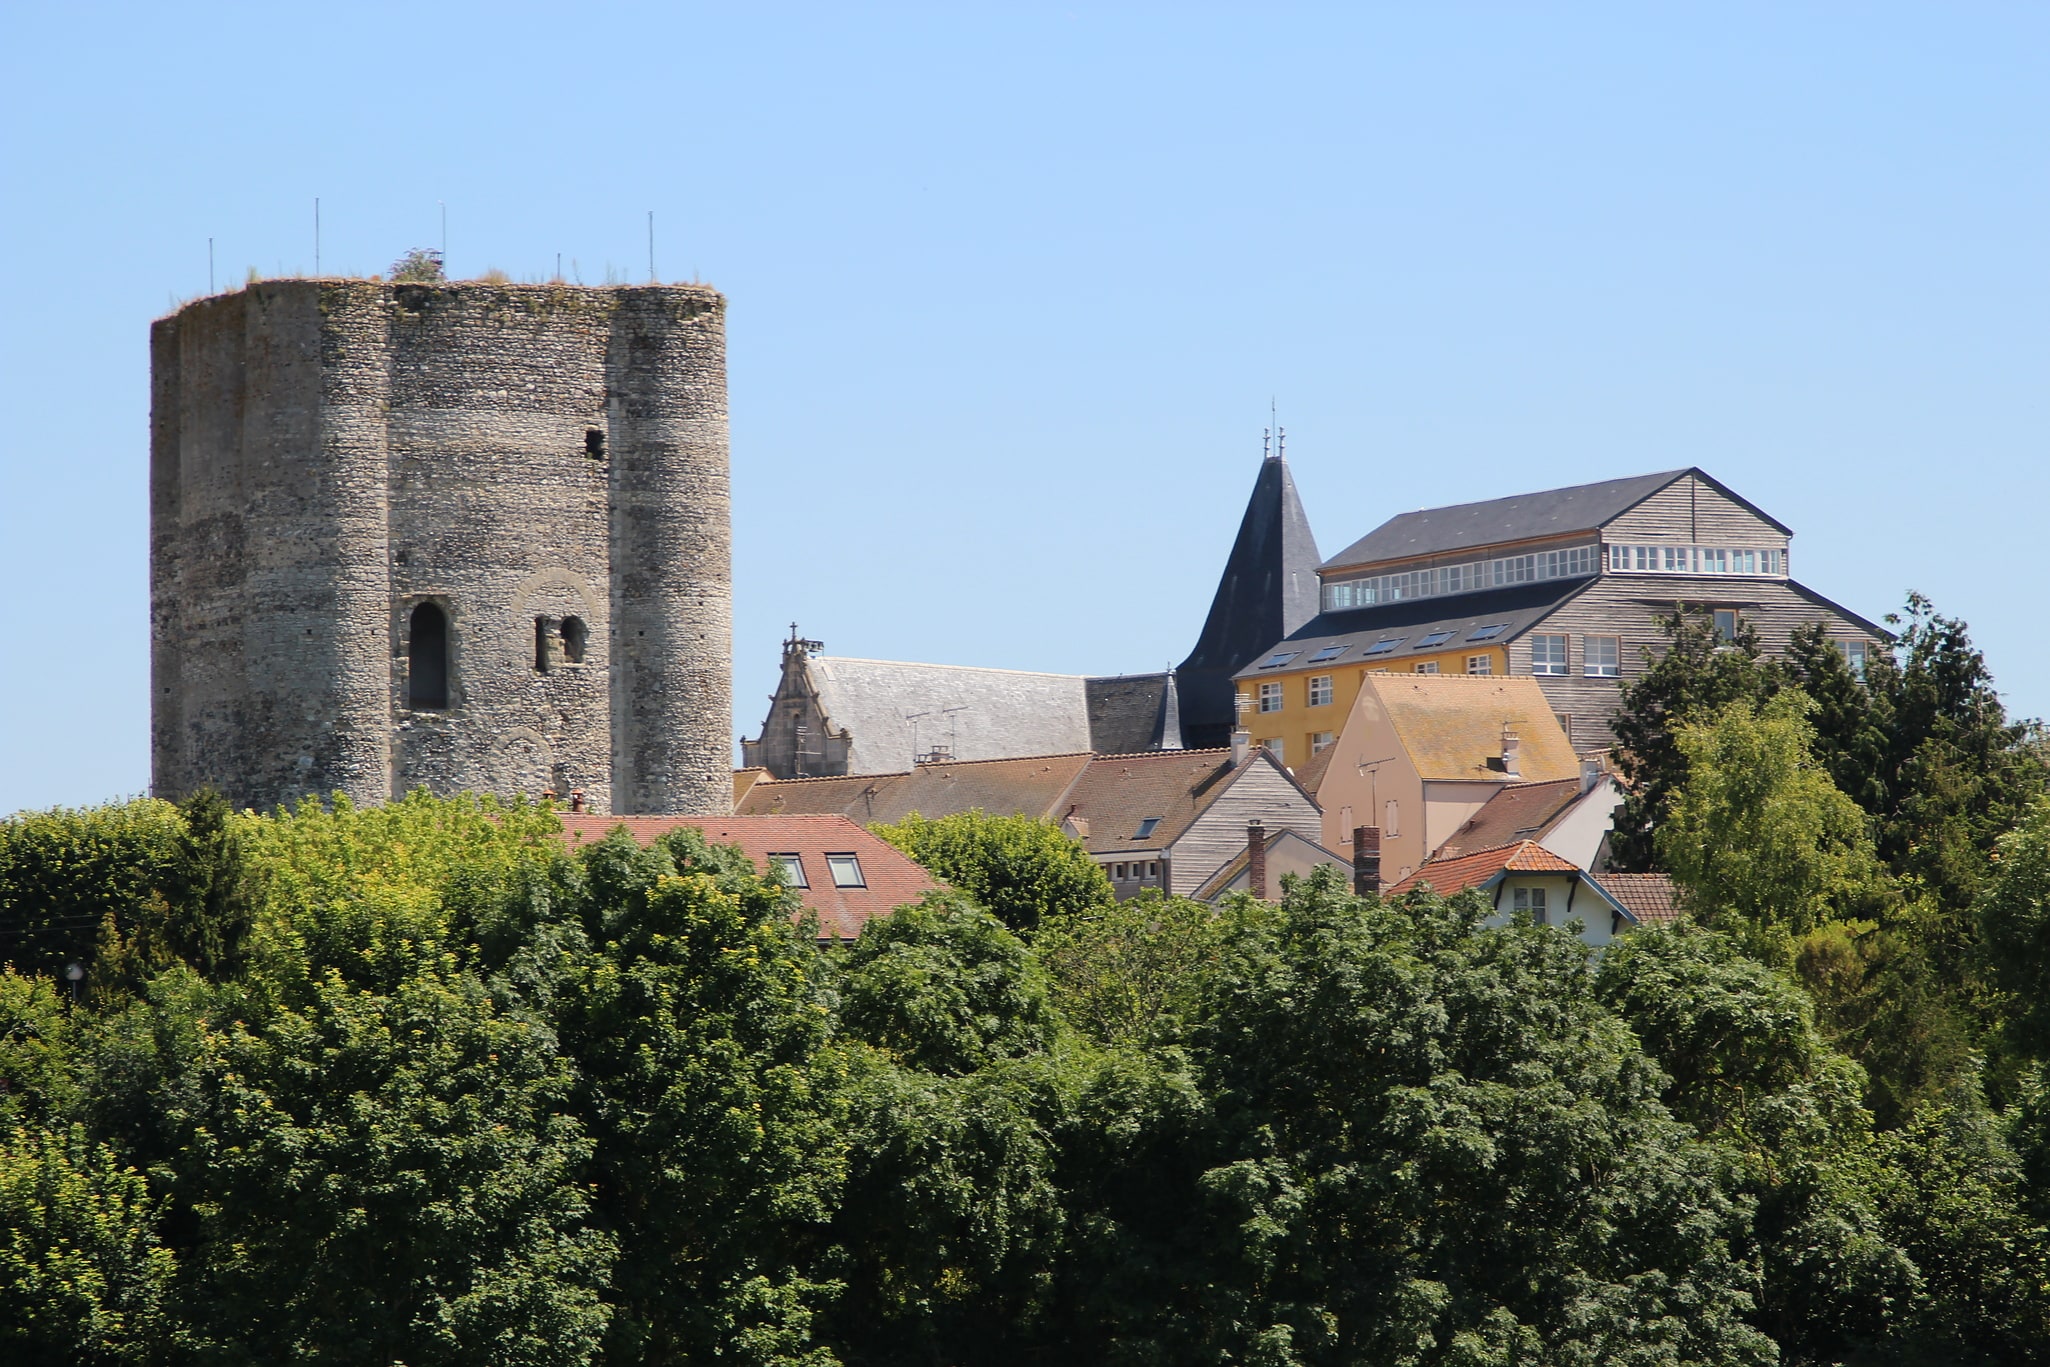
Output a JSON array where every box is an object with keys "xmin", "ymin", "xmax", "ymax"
[
  {"xmin": 561, "ymin": 616, "xmax": 587, "ymax": 665},
  {"xmin": 409, "ymin": 603, "xmax": 449, "ymax": 709}
]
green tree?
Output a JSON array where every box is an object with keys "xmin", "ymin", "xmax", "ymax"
[
  {"xmin": 1035, "ymin": 889, "xmax": 1235, "ymax": 1047},
  {"xmin": 1979, "ymin": 796, "xmax": 2050, "ymax": 1058},
  {"xmin": 0, "ymin": 970, "xmax": 75, "ymax": 1129},
  {"xmin": 0, "ymin": 1123, "xmax": 173, "ymax": 1366},
  {"xmin": 872, "ymin": 810, "xmax": 1112, "ymax": 934},
  {"xmin": 0, "ymin": 800, "xmax": 184, "ymax": 978},
  {"xmin": 1608, "ymin": 607, "xmax": 1786, "ymax": 871},
  {"xmin": 1657, "ymin": 692, "xmax": 1889, "ymax": 959}
]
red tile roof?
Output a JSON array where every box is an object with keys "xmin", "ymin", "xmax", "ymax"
[
  {"xmin": 1385, "ymin": 839, "xmax": 1583, "ymax": 896},
  {"xmin": 1594, "ymin": 872, "xmax": 1682, "ymax": 927},
  {"xmin": 556, "ymin": 813, "xmax": 938, "ymax": 940}
]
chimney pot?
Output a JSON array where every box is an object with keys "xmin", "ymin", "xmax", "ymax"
[
  {"xmin": 1247, "ymin": 820, "xmax": 1268, "ymax": 900},
  {"xmin": 1501, "ymin": 724, "xmax": 1521, "ymax": 779},
  {"xmin": 1352, "ymin": 824, "xmax": 1383, "ymax": 897},
  {"xmin": 1579, "ymin": 758, "xmax": 1601, "ymax": 794}
]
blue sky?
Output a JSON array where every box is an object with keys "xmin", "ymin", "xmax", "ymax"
[{"xmin": 2, "ymin": 3, "xmax": 2044, "ymax": 813}]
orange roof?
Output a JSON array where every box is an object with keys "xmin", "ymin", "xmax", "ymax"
[
  {"xmin": 556, "ymin": 813, "xmax": 938, "ymax": 940},
  {"xmin": 1594, "ymin": 872, "xmax": 1682, "ymax": 927},
  {"xmin": 1385, "ymin": 839, "xmax": 1583, "ymax": 896},
  {"xmin": 1366, "ymin": 674, "xmax": 1580, "ymax": 784}
]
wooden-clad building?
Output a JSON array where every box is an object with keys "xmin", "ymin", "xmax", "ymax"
[{"xmin": 1233, "ymin": 468, "xmax": 1888, "ymax": 756}]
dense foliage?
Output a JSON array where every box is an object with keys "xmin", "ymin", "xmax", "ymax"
[{"xmin": 0, "ymin": 736, "xmax": 2046, "ymax": 1363}]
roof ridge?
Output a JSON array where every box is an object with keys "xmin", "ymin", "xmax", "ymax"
[{"xmin": 813, "ymin": 656, "xmax": 1091, "ymax": 680}]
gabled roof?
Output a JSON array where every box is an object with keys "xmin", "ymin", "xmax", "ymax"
[
  {"xmin": 807, "ymin": 657, "xmax": 1095, "ymax": 774},
  {"xmin": 556, "ymin": 813, "xmax": 938, "ymax": 940},
  {"xmin": 1189, "ymin": 826, "xmax": 1349, "ymax": 902},
  {"xmin": 1176, "ymin": 456, "xmax": 1322, "ymax": 747},
  {"xmin": 1433, "ymin": 777, "xmax": 1587, "ymax": 859},
  {"xmin": 1385, "ymin": 839, "xmax": 1586, "ymax": 895},
  {"xmin": 1232, "ymin": 577, "xmax": 1594, "ymax": 679},
  {"xmin": 1322, "ymin": 468, "xmax": 1795, "ymax": 572},
  {"xmin": 1595, "ymin": 872, "xmax": 1682, "ymax": 927},
  {"xmin": 1368, "ymin": 674, "xmax": 1582, "ymax": 784},
  {"xmin": 1055, "ymin": 748, "xmax": 1243, "ymax": 855}
]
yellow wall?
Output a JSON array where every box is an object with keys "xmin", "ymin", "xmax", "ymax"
[{"xmin": 1234, "ymin": 646, "xmax": 1509, "ymax": 769}]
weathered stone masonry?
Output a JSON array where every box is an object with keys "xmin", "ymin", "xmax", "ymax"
[{"xmin": 150, "ymin": 280, "xmax": 732, "ymax": 815}]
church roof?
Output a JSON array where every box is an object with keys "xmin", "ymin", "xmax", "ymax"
[
  {"xmin": 1176, "ymin": 456, "xmax": 1322, "ymax": 746},
  {"xmin": 1085, "ymin": 673, "xmax": 1173, "ymax": 755},
  {"xmin": 807, "ymin": 657, "xmax": 1095, "ymax": 774},
  {"xmin": 1321, "ymin": 468, "xmax": 1792, "ymax": 572}
]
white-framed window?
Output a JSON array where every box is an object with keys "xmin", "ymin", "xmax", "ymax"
[
  {"xmin": 769, "ymin": 853, "xmax": 807, "ymax": 888},
  {"xmin": 1512, "ymin": 885, "xmax": 1550, "ymax": 924},
  {"xmin": 1713, "ymin": 609, "xmax": 1739, "ymax": 642},
  {"xmin": 1262, "ymin": 738, "xmax": 1285, "ymax": 764},
  {"xmin": 1308, "ymin": 674, "xmax": 1334, "ymax": 707},
  {"xmin": 1530, "ymin": 635, "xmax": 1569, "ymax": 676},
  {"xmin": 1114, "ymin": 862, "xmax": 1128, "ymax": 880},
  {"xmin": 1584, "ymin": 636, "xmax": 1620, "ymax": 677},
  {"xmin": 1414, "ymin": 661, "xmax": 1439, "ymax": 674},
  {"xmin": 1842, "ymin": 639, "xmax": 1869, "ymax": 680},
  {"xmin": 1311, "ymin": 731, "xmax": 1334, "ymax": 754},
  {"xmin": 1258, "ymin": 681, "xmax": 1284, "ymax": 713},
  {"xmin": 825, "ymin": 853, "xmax": 866, "ymax": 888},
  {"xmin": 1146, "ymin": 862, "xmax": 1159, "ymax": 879},
  {"xmin": 1466, "ymin": 655, "xmax": 1493, "ymax": 676}
]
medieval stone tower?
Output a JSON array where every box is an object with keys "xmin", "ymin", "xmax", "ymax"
[{"xmin": 150, "ymin": 280, "xmax": 732, "ymax": 816}]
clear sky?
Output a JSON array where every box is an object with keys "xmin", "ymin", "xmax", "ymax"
[{"xmin": 2, "ymin": 3, "xmax": 2044, "ymax": 814}]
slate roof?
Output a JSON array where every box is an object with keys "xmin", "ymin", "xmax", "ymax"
[
  {"xmin": 1597, "ymin": 872, "xmax": 1682, "ymax": 927},
  {"xmin": 555, "ymin": 813, "xmax": 938, "ymax": 940},
  {"xmin": 807, "ymin": 657, "xmax": 1095, "ymax": 775},
  {"xmin": 1085, "ymin": 673, "xmax": 1173, "ymax": 754},
  {"xmin": 1322, "ymin": 468, "xmax": 1795, "ymax": 572},
  {"xmin": 1433, "ymin": 778, "xmax": 1587, "ymax": 859},
  {"xmin": 1177, "ymin": 456, "xmax": 1322, "ymax": 748},
  {"xmin": 1369, "ymin": 674, "xmax": 1582, "ymax": 784},
  {"xmin": 1232, "ymin": 577, "xmax": 1594, "ymax": 679}
]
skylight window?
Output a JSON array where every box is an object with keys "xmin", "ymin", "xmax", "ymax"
[
  {"xmin": 1413, "ymin": 630, "xmax": 1455, "ymax": 649},
  {"xmin": 1467, "ymin": 624, "xmax": 1509, "ymax": 641},
  {"xmin": 1133, "ymin": 817, "xmax": 1161, "ymax": 840},
  {"xmin": 826, "ymin": 854, "xmax": 866, "ymax": 888},
  {"xmin": 1308, "ymin": 644, "xmax": 1348, "ymax": 663},
  {"xmin": 1260, "ymin": 651, "xmax": 1300, "ymax": 668},
  {"xmin": 1364, "ymin": 637, "xmax": 1405, "ymax": 655},
  {"xmin": 768, "ymin": 854, "xmax": 807, "ymax": 888}
]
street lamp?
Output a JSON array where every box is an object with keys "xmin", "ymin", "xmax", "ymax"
[{"xmin": 64, "ymin": 961, "xmax": 83, "ymax": 1003}]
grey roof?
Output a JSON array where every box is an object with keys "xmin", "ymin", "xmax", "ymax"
[
  {"xmin": 1231, "ymin": 576, "xmax": 1596, "ymax": 681},
  {"xmin": 1321, "ymin": 468, "xmax": 1794, "ymax": 572},
  {"xmin": 1176, "ymin": 456, "xmax": 1322, "ymax": 747},
  {"xmin": 1085, "ymin": 672, "xmax": 1172, "ymax": 755},
  {"xmin": 807, "ymin": 657, "xmax": 1094, "ymax": 775}
]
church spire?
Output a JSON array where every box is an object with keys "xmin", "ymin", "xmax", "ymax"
[{"xmin": 1172, "ymin": 440, "xmax": 1320, "ymax": 749}]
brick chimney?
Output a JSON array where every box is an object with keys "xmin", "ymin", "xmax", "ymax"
[
  {"xmin": 1352, "ymin": 824, "xmax": 1382, "ymax": 897},
  {"xmin": 1247, "ymin": 820, "xmax": 1267, "ymax": 900}
]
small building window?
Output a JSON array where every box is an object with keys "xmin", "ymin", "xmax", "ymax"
[
  {"xmin": 1584, "ymin": 636, "xmax": 1620, "ymax": 677},
  {"xmin": 1262, "ymin": 738, "xmax": 1285, "ymax": 765},
  {"xmin": 826, "ymin": 854, "xmax": 865, "ymax": 888},
  {"xmin": 408, "ymin": 603, "xmax": 449, "ymax": 709},
  {"xmin": 1258, "ymin": 681, "xmax": 1284, "ymax": 713},
  {"xmin": 1134, "ymin": 817, "xmax": 1161, "ymax": 840},
  {"xmin": 769, "ymin": 853, "xmax": 808, "ymax": 888},
  {"xmin": 1530, "ymin": 634, "xmax": 1569, "ymax": 676},
  {"xmin": 1713, "ymin": 609, "xmax": 1740, "ymax": 642},
  {"xmin": 1513, "ymin": 885, "xmax": 1550, "ymax": 924},
  {"xmin": 1311, "ymin": 731, "xmax": 1334, "ymax": 754},
  {"xmin": 1114, "ymin": 863, "xmax": 1128, "ymax": 880},
  {"xmin": 1146, "ymin": 862, "xmax": 1159, "ymax": 878},
  {"xmin": 1842, "ymin": 639, "xmax": 1869, "ymax": 680},
  {"xmin": 1308, "ymin": 675, "xmax": 1334, "ymax": 707},
  {"xmin": 561, "ymin": 616, "xmax": 587, "ymax": 664},
  {"xmin": 1466, "ymin": 655, "xmax": 1493, "ymax": 676},
  {"xmin": 534, "ymin": 617, "xmax": 551, "ymax": 673},
  {"xmin": 1414, "ymin": 661, "xmax": 1439, "ymax": 675},
  {"xmin": 585, "ymin": 428, "xmax": 606, "ymax": 459},
  {"xmin": 1384, "ymin": 798, "xmax": 1400, "ymax": 838}
]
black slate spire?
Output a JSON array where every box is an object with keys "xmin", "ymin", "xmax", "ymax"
[{"xmin": 1174, "ymin": 454, "xmax": 1320, "ymax": 748}]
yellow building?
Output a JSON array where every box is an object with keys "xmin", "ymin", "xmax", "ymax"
[{"xmin": 1232, "ymin": 635, "xmax": 1509, "ymax": 770}]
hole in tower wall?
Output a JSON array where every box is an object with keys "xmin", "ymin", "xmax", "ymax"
[
  {"xmin": 409, "ymin": 604, "xmax": 449, "ymax": 709},
  {"xmin": 534, "ymin": 617, "xmax": 551, "ymax": 673},
  {"xmin": 585, "ymin": 429, "xmax": 605, "ymax": 459},
  {"xmin": 561, "ymin": 616, "xmax": 587, "ymax": 664}
]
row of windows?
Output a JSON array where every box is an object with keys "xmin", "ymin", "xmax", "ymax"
[
  {"xmin": 405, "ymin": 604, "xmax": 590, "ymax": 710},
  {"xmin": 769, "ymin": 852, "xmax": 866, "ymax": 889},
  {"xmin": 1607, "ymin": 544, "xmax": 1787, "ymax": 576},
  {"xmin": 1322, "ymin": 544, "xmax": 1601, "ymax": 611},
  {"xmin": 1109, "ymin": 860, "xmax": 1161, "ymax": 882},
  {"xmin": 1528, "ymin": 634, "xmax": 1622, "ymax": 678}
]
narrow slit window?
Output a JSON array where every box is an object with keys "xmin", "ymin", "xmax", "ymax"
[
  {"xmin": 534, "ymin": 617, "xmax": 551, "ymax": 673},
  {"xmin": 409, "ymin": 603, "xmax": 449, "ymax": 709},
  {"xmin": 585, "ymin": 428, "xmax": 606, "ymax": 459},
  {"xmin": 561, "ymin": 616, "xmax": 587, "ymax": 664}
]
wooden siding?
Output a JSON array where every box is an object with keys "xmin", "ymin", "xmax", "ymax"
[
  {"xmin": 1602, "ymin": 473, "xmax": 1790, "ymax": 552},
  {"xmin": 1507, "ymin": 576, "xmax": 1887, "ymax": 751},
  {"xmin": 1167, "ymin": 760, "xmax": 1322, "ymax": 896}
]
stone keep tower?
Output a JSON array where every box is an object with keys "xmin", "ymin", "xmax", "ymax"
[{"xmin": 150, "ymin": 280, "xmax": 732, "ymax": 816}]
